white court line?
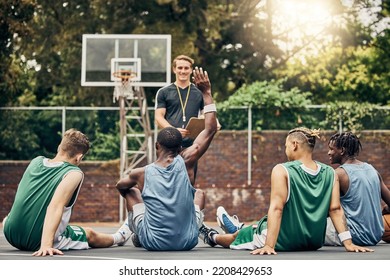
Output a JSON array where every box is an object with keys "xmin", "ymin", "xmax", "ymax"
[{"xmin": 0, "ymin": 253, "xmax": 134, "ymax": 260}]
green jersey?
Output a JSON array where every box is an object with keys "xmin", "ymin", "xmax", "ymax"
[
  {"xmin": 269, "ymin": 160, "xmax": 335, "ymax": 251},
  {"xmin": 3, "ymin": 156, "xmax": 82, "ymax": 251}
]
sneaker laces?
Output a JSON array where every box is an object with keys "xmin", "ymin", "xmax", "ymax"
[
  {"xmin": 199, "ymin": 224, "xmax": 217, "ymax": 247},
  {"xmin": 198, "ymin": 224, "xmax": 209, "ymax": 239}
]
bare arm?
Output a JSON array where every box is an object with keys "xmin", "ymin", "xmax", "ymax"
[
  {"xmin": 328, "ymin": 172, "xmax": 373, "ymax": 252},
  {"xmin": 116, "ymin": 167, "xmax": 145, "ymax": 197},
  {"xmin": 328, "ymin": 173, "xmax": 349, "ymax": 235},
  {"xmin": 335, "ymin": 167, "xmax": 349, "ymax": 196},
  {"xmin": 32, "ymin": 171, "xmax": 83, "ymax": 257},
  {"xmin": 251, "ymin": 164, "xmax": 287, "ymax": 255},
  {"xmin": 181, "ymin": 67, "xmax": 217, "ymax": 165},
  {"xmin": 155, "ymin": 107, "xmax": 170, "ymax": 129}
]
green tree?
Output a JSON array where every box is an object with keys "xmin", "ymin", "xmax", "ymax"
[
  {"xmin": 277, "ymin": 46, "xmax": 390, "ymax": 104},
  {"xmin": 218, "ymin": 79, "xmax": 313, "ymax": 130},
  {"xmin": 273, "ymin": 0, "xmax": 389, "ymax": 104},
  {"xmin": 0, "ymin": 0, "xmax": 35, "ymax": 106},
  {"xmin": 321, "ymin": 101, "xmax": 378, "ymax": 132},
  {"xmin": 193, "ymin": 0, "xmax": 279, "ymax": 101},
  {"xmin": 0, "ymin": 1, "xmax": 388, "ymax": 160}
]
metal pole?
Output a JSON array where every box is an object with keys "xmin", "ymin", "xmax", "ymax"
[
  {"xmin": 247, "ymin": 106, "xmax": 252, "ymax": 186},
  {"xmin": 62, "ymin": 107, "xmax": 66, "ymax": 135},
  {"xmin": 119, "ymin": 96, "xmax": 126, "ymax": 223}
]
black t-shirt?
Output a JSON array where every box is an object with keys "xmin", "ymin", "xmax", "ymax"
[
  {"xmin": 155, "ymin": 83, "xmax": 204, "ymax": 129},
  {"xmin": 155, "ymin": 83, "xmax": 204, "ymax": 147}
]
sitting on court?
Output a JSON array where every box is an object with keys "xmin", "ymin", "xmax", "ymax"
[
  {"xmin": 325, "ymin": 132, "xmax": 390, "ymax": 246},
  {"xmin": 208, "ymin": 128, "xmax": 373, "ymax": 254},
  {"xmin": 116, "ymin": 67, "xmax": 219, "ymax": 251},
  {"xmin": 2, "ymin": 129, "xmax": 132, "ymax": 256}
]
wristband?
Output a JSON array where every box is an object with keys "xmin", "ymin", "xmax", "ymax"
[
  {"xmin": 204, "ymin": 104, "xmax": 217, "ymax": 114},
  {"xmin": 338, "ymin": 231, "xmax": 352, "ymax": 242}
]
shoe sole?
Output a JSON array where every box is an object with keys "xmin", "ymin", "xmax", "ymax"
[{"xmin": 216, "ymin": 216, "xmax": 224, "ymax": 232}]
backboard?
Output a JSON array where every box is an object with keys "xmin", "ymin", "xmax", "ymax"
[{"xmin": 81, "ymin": 34, "xmax": 171, "ymax": 87}]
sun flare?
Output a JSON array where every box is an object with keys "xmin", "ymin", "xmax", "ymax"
[
  {"xmin": 270, "ymin": 0, "xmax": 334, "ymax": 55},
  {"xmin": 277, "ymin": 0, "xmax": 332, "ymax": 35}
]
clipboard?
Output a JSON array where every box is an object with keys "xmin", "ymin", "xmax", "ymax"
[{"xmin": 185, "ymin": 117, "xmax": 205, "ymax": 139}]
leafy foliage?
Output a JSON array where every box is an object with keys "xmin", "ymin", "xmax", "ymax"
[
  {"xmin": 0, "ymin": 110, "xmax": 55, "ymax": 159},
  {"xmin": 0, "ymin": 1, "xmax": 388, "ymax": 160},
  {"xmin": 218, "ymin": 79, "xmax": 313, "ymax": 130},
  {"xmin": 278, "ymin": 46, "xmax": 390, "ymax": 104},
  {"xmin": 321, "ymin": 101, "xmax": 384, "ymax": 132},
  {"xmin": 86, "ymin": 130, "xmax": 120, "ymax": 161}
]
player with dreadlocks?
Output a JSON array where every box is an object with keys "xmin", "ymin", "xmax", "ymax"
[{"xmin": 325, "ymin": 132, "xmax": 390, "ymax": 246}]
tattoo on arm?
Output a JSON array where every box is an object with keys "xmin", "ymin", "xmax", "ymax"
[{"xmin": 342, "ymin": 215, "xmax": 349, "ymax": 232}]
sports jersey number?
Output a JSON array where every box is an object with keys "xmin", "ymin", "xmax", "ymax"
[{"xmin": 70, "ymin": 225, "xmax": 84, "ymax": 236}]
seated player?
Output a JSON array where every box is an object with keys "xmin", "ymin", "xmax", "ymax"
[
  {"xmin": 210, "ymin": 128, "xmax": 373, "ymax": 255},
  {"xmin": 325, "ymin": 132, "xmax": 390, "ymax": 246},
  {"xmin": 3, "ymin": 129, "xmax": 132, "ymax": 256},
  {"xmin": 116, "ymin": 67, "xmax": 219, "ymax": 250}
]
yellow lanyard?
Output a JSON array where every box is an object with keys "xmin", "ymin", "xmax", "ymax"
[{"xmin": 176, "ymin": 84, "xmax": 191, "ymax": 125}]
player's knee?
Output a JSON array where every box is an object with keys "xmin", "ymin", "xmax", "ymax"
[
  {"xmin": 84, "ymin": 227, "xmax": 97, "ymax": 243},
  {"xmin": 122, "ymin": 188, "xmax": 143, "ymax": 211},
  {"xmin": 195, "ymin": 189, "xmax": 205, "ymax": 199},
  {"xmin": 194, "ymin": 189, "xmax": 206, "ymax": 209}
]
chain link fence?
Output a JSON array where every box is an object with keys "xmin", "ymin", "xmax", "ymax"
[{"xmin": 1, "ymin": 105, "xmax": 389, "ymax": 160}]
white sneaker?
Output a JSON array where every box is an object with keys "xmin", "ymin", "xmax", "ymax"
[
  {"xmin": 116, "ymin": 222, "xmax": 132, "ymax": 246},
  {"xmin": 216, "ymin": 206, "xmax": 244, "ymax": 234}
]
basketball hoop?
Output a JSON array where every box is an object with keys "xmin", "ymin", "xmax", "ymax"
[{"xmin": 112, "ymin": 70, "xmax": 138, "ymax": 102}]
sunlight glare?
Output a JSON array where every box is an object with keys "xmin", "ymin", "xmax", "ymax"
[
  {"xmin": 271, "ymin": 0, "xmax": 334, "ymax": 58},
  {"xmin": 276, "ymin": 0, "xmax": 332, "ymax": 38}
]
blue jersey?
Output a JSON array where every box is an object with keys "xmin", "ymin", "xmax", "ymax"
[
  {"xmin": 340, "ymin": 163, "xmax": 384, "ymax": 245},
  {"xmin": 137, "ymin": 155, "xmax": 198, "ymax": 250}
]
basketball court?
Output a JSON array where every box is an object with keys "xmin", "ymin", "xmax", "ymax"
[
  {"xmin": 2, "ymin": 35, "xmax": 390, "ymax": 279},
  {"xmin": 1, "ymin": 222, "xmax": 389, "ymax": 261},
  {"xmin": 1, "ymin": 223, "xmax": 389, "ymax": 280},
  {"xmin": 75, "ymin": 34, "xmax": 390, "ymax": 262}
]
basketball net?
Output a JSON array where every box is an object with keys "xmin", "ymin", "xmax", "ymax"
[{"xmin": 112, "ymin": 70, "xmax": 138, "ymax": 102}]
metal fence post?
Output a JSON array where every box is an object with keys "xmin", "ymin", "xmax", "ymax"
[
  {"xmin": 247, "ymin": 105, "xmax": 252, "ymax": 186},
  {"xmin": 62, "ymin": 107, "xmax": 66, "ymax": 135}
]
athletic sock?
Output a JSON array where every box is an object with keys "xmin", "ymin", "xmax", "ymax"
[
  {"xmin": 112, "ymin": 232, "xmax": 124, "ymax": 245},
  {"xmin": 211, "ymin": 232, "xmax": 218, "ymax": 244},
  {"xmin": 112, "ymin": 221, "xmax": 132, "ymax": 245}
]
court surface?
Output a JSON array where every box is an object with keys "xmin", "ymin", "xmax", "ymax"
[{"xmin": 1, "ymin": 222, "xmax": 389, "ymax": 260}]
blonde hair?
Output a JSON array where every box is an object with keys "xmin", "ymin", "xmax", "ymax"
[
  {"xmin": 287, "ymin": 127, "xmax": 320, "ymax": 149},
  {"xmin": 59, "ymin": 129, "xmax": 90, "ymax": 158},
  {"xmin": 172, "ymin": 55, "xmax": 194, "ymax": 68}
]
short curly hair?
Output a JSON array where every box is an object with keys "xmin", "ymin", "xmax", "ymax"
[{"xmin": 157, "ymin": 127, "xmax": 183, "ymax": 150}]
